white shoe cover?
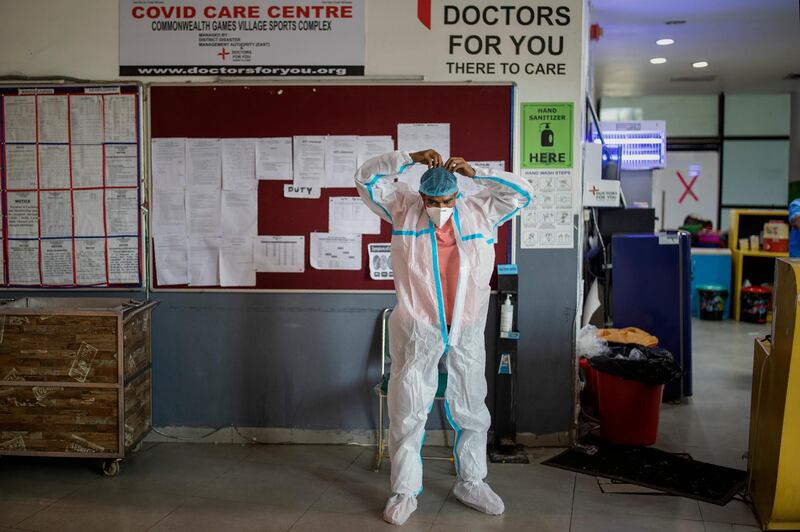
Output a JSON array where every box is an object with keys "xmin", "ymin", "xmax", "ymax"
[
  {"xmin": 453, "ymin": 480, "xmax": 505, "ymax": 515},
  {"xmin": 383, "ymin": 493, "xmax": 418, "ymax": 525}
]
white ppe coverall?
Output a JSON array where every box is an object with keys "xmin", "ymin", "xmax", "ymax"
[{"xmin": 355, "ymin": 151, "xmax": 533, "ymax": 496}]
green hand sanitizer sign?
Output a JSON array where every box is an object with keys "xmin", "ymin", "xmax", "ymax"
[{"xmin": 521, "ymin": 102, "xmax": 573, "ymax": 169}]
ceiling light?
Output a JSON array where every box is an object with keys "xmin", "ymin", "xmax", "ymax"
[
  {"xmin": 656, "ymin": 39, "xmax": 674, "ymax": 46},
  {"xmin": 692, "ymin": 61, "xmax": 709, "ymax": 68},
  {"xmin": 650, "ymin": 58, "xmax": 667, "ymax": 64}
]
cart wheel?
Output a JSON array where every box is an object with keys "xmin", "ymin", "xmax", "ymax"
[{"xmin": 102, "ymin": 460, "xmax": 121, "ymax": 477}]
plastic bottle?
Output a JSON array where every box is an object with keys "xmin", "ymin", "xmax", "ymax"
[{"xmin": 500, "ymin": 294, "xmax": 514, "ymax": 333}]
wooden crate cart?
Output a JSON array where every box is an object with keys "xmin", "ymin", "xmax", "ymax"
[{"xmin": 0, "ymin": 298, "xmax": 158, "ymax": 476}]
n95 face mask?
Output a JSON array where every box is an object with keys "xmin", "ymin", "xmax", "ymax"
[{"xmin": 427, "ymin": 207, "xmax": 453, "ymax": 227}]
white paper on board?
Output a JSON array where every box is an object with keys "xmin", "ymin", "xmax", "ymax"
[
  {"xmin": 73, "ymin": 189, "xmax": 105, "ymax": 237},
  {"xmin": 6, "ymin": 191, "xmax": 39, "ymax": 238},
  {"xmin": 221, "ymin": 138, "xmax": 257, "ymax": 191},
  {"xmin": 41, "ymin": 239, "xmax": 74, "ymax": 285},
  {"xmin": 357, "ymin": 136, "xmax": 394, "ymax": 168},
  {"xmin": 37, "ymin": 95, "xmax": 69, "ymax": 143},
  {"xmin": 368, "ymin": 243, "xmax": 393, "ymax": 280},
  {"xmin": 325, "ymin": 135, "xmax": 358, "ymax": 188},
  {"xmin": 152, "ymin": 138, "xmax": 187, "ymax": 190},
  {"xmin": 105, "ymin": 189, "xmax": 139, "ymax": 236},
  {"xmin": 220, "ymin": 236, "xmax": 256, "ymax": 286},
  {"xmin": 40, "ymin": 191, "xmax": 72, "ymax": 238},
  {"xmin": 254, "ymin": 235, "xmax": 304, "ymax": 273},
  {"xmin": 69, "ymin": 95, "xmax": 103, "ymax": 144},
  {"xmin": 397, "ymin": 123, "xmax": 450, "ymax": 191},
  {"xmin": 187, "ymin": 189, "xmax": 221, "ymax": 236},
  {"xmin": 5, "ymin": 144, "xmax": 37, "ymax": 190},
  {"xmin": 71, "ymin": 145, "xmax": 103, "ymax": 188},
  {"xmin": 329, "ymin": 196, "xmax": 380, "ymax": 235},
  {"xmin": 222, "ymin": 190, "xmax": 257, "ymax": 236},
  {"xmin": 3, "ymin": 95, "xmax": 36, "ymax": 142},
  {"xmin": 153, "ymin": 189, "xmax": 187, "ymax": 236},
  {"xmin": 187, "ymin": 138, "xmax": 221, "ymax": 188},
  {"xmin": 155, "ymin": 235, "xmax": 188, "ymax": 285},
  {"xmin": 293, "ymin": 136, "xmax": 326, "ymax": 187},
  {"xmin": 310, "ymin": 232, "xmax": 361, "ymax": 270},
  {"xmin": 471, "ymin": 161, "xmax": 505, "ymax": 174},
  {"xmin": 107, "ymin": 237, "xmax": 140, "ymax": 284},
  {"xmin": 38, "ymin": 145, "xmax": 70, "ymax": 189},
  {"xmin": 104, "ymin": 94, "xmax": 137, "ymax": 143},
  {"xmin": 105, "ymin": 144, "xmax": 139, "ymax": 187},
  {"xmin": 256, "ymin": 137, "xmax": 293, "ymax": 180},
  {"xmin": 283, "ymin": 184, "xmax": 321, "ymax": 199},
  {"xmin": 188, "ymin": 237, "xmax": 220, "ymax": 286},
  {"xmin": 75, "ymin": 238, "xmax": 107, "ymax": 285},
  {"xmin": 461, "ymin": 160, "xmax": 505, "ymax": 196},
  {"xmin": 7, "ymin": 239, "xmax": 40, "ymax": 285}
]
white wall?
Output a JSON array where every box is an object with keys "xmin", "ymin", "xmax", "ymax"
[
  {"xmin": 0, "ymin": 0, "xmax": 587, "ymax": 187},
  {"xmin": 0, "ymin": 1, "xmax": 119, "ymax": 80}
]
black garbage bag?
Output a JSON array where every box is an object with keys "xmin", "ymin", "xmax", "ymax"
[{"xmin": 587, "ymin": 342, "xmax": 684, "ymax": 385}]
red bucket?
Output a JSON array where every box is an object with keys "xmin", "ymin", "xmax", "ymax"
[
  {"xmin": 579, "ymin": 358, "xmax": 601, "ymax": 418},
  {"xmin": 596, "ymin": 370, "xmax": 664, "ymax": 446},
  {"xmin": 741, "ymin": 286, "xmax": 771, "ymax": 324}
]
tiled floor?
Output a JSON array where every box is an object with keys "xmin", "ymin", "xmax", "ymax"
[{"xmin": 0, "ymin": 319, "xmax": 767, "ymax": 531}]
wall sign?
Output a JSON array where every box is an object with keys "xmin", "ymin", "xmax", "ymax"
[
  {"xmin": 520, "ymin": 102, "xmax": 574, "ymax": 249},
  {"xmin": 521, "ymin": 102, "xmax": 573, "ymax": 170},
  {"xmin": 119, "ymin": 0, "xmax": 365, "ymax": 76},
  {"xmin": 413, "ymin": 1, "xmax": 575, "ymax": 80}
]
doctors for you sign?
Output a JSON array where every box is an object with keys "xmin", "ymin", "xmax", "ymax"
[
  {"xmin": 417, "ymin": 2, "xmax": 575, "ymax": 78},
  {"xmin": 119, "ymin": 0, "xmax": 365, "ymax": 76}
]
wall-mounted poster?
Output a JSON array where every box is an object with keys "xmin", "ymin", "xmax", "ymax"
[
  {"xmin": 119, "ymin": 0, "xmax": 365, "ymax": 76},
  {"xmin": 520, "ymin": 102, "xmax": 575, "ymax": 249}
]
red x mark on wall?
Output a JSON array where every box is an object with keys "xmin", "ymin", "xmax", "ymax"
[{"xmin": 676, "ymin": 170, "xmax": 699, "ymax": 203}]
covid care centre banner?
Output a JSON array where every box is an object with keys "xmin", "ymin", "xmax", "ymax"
[{"xmin": 119, "ymin": 0, "xmax": 365, "ymax": 76}]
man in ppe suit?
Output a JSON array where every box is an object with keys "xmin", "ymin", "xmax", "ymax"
[{"xmin": 355, "ymin": 149, "xmax": 533, "ymax": 525}]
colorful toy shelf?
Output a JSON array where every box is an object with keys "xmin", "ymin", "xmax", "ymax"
[{"xmin": 729, "ymin": 209, "xmax": 788, "ymax": 320}]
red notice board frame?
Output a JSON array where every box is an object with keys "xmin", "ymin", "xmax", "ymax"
[{"xmin": 148, "ymin": 82, "xmax": 514, "ymax": 292}]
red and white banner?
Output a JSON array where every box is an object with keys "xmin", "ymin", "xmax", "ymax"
[{"xmin": 119, "ymin": 0, "xmax": 365, "ymax": 76}]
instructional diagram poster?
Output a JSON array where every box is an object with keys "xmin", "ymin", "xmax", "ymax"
[
  {"xmin": 119, "ymin": 0, "xmax": 365, "ymax": 76},
  {"xmin": 0, "ymin": 88, "xmax": 142, "ymax": 287},
  {"xmin": 520, "ymin": 102, "xmax": 575, "ymax": 249}
]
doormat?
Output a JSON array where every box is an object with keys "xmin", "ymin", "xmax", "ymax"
[{"xmin": 541, "ymin": 435, "xmax": 747, "ymax": 506}]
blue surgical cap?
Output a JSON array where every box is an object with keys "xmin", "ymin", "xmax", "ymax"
[{"xmin": 419, "ymin": 167, "xmax": 458, "ymax": 197}]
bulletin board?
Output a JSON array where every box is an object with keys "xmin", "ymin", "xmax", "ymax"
[
  {"xmin": 149, "ymin": 83, "xmax": 513, "ymax": 291},
  {"xmin": 0, "ymin": 83, "xmax": 143, "ymax": 289}
]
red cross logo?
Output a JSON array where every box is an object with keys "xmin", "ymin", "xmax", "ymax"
[
  {"xmin": 676, "ymin": 171, "xmax": 699, "ymax": 203},
  {"xmin": 217, "ymin": 48, "xmax": 230, "ymax": 60},
  {"xmin": 589, "ymin": 185, "xmax": 599, "ymax": 196}
]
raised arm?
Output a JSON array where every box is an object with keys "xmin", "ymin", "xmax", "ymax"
[
  {"xmin": 354, "ymin": 151, "xmax": 415, "ymax": 224},
  {"xmin": 355, "ymin": 149, "xmax": 445, "ymax": 223},
  {"xmin": 447, "ymin": 157, "xmax": 532, "ymax": 228}
]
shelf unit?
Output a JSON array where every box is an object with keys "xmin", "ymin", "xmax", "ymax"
[{"xmin": 729, "ymin": 209, "xmax": 789, "ymax": 320}]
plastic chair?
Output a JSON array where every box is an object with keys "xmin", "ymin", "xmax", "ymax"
[{"xmin": 374, "ymin": 308, "xmax": 453, "ymax": 472}]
